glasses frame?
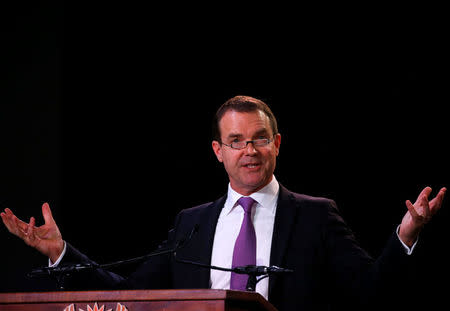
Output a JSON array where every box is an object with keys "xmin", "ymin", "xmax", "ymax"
[{"xmin": 221, "ymin": 134, "xmax": 276, "ymax": 150}]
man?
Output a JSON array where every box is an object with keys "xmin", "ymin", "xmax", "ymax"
[{"xmin": 2, "ymin": 95, "xmax": 446, "ymax": 310}]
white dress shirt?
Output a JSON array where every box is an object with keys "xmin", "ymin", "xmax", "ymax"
[{"xmin": 209, "ymin": 176, "xmax": 280, "ymax": 300}]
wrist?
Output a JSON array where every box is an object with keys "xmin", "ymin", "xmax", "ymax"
[
  {"xmin": 49, "ymin": 239, "xmax": 65, "ymax": 263},
  {"xmin": 398, "ymin": 225, "xmax": 420, "ymax": 248}
]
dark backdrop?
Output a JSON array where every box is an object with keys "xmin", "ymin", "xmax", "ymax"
[{"xmin": 1, "ymin": 3, "xmax": 448, "ymax": 309}]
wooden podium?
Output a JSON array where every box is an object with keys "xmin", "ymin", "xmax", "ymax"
[{"xmin": 0, "ymin": 289, "xmax": 278, "ymax": 311}]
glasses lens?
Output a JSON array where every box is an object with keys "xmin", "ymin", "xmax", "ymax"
[
  {"xmin": 254, "ymin": 138, "xmax": 269, "ymax": 147},
  {"xmin": 231, "ymin": 141, "xmax": 246, "ymax": 149},
  {"xmin": 229, "ymin": 138, "xmax": 271, "ymax": 149}
]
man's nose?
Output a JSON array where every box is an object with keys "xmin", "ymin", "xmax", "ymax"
[{"xmin": 244, "ymin": 141, "xmax": 258, "ymax": 154}]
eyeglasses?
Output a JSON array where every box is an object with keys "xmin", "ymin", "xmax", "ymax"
[{"xmin": 221, "ymin": 136, "xmax": 275, "ymax": 150}]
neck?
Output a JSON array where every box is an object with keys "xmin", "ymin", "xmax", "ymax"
[{"xmin": 231, "ymin": 176, "xmax": 274, "ymax": 196}]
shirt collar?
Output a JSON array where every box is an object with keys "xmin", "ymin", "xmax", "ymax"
[{"xmin": 224, "ymin": 175, "xmax": 280, "ymax": 215}]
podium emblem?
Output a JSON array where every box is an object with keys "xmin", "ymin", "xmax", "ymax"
[{"xmin": 63, "ymin": 302, "xmax": 128, "ymax": 311}]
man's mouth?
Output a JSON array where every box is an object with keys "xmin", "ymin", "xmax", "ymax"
[{"xmin": 242, "ymin": 163, "xmax": 261, "ymax": 169}]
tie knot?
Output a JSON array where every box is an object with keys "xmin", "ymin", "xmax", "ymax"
[{"xmin": 237, "ymin": 197, "xmax": 256, "ymax": 213}]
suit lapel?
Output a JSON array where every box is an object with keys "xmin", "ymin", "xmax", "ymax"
[
  {"xmin": 192, "ymin": 194, "xmax": 227, "ymax": 287},
  {"xmin": 269, "ymin": 185, "xmax": 300, "ymax": 295}
]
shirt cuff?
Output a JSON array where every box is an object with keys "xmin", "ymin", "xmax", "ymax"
[
  {"xmin": 48, "ymin": 241, "xmax": 67, "ymax": 267},
  {"xmin": 396, "ymin": 225, "xmax": 418, "ymax": 255}
]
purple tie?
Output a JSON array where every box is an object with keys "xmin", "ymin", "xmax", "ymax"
[{"xmin": 230, "ymin": 196, "xmax": 257, "ymax": 290}]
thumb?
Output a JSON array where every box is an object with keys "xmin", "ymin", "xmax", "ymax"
[{"xmin": 42, "ymin": 202, "xmax": 55, "ymax": 225}]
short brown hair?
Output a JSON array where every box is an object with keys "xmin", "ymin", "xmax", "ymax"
[{"xmin": 212, "ymin": 95, "xmax": 278, "ymax": 142}]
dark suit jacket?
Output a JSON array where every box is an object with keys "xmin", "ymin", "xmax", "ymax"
[{"xmin": 62, "ymin": 184, "xmax": 413, "ymax": 311}]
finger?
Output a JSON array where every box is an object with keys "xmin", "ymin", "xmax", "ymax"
[
  {"xmin": 42, "ymin": 202, "xmax": 55, "ymax": 225},
  {"xmin": 25, "ymin": 217, "xmax": 37, "ymax": 243},
  {"xmin": 406, "ymin": 199, "xmax": 421, "ymax": 220},
  {"xmin": 4, "ymin": 208, "xmax": 14, "ymax": 217},
  {"xmin": 406, "ymin": 200, "xmax": 419, "ymax": 217},
  {"xmin": 0, "ymin": 212, "xmax": 11, "ymax": 229},
  {"xmin": 417, "ymin": 186, "xmax": 432, "ymax": 204},
  {"xmin": 1, "ymin": 210, "xmax": 9, "ymax": 220},
  {"xmin": 429, "ymin": 187, "xmax": 447, "ymax": 214},
  {"xmin": 1, "ymin": 209, "xmax": 14, "ymax": 226},
  {"xmin": 12, "ymin": 213, "xmax": 30, "ymax": 233},
  {"xmin": 4, "ymin": 208, "xmax": 29, "ymax": 230},
  {"xmin": 26, "ymin": 217, "xmax": 35, "ymax": 235},
  {"xmin": 1, "ymin": 213, "xmax": 18, "ymax": 235},
  {"xmin": 1, "ymin": 209, "xmax": 26, "ymax": 236}
]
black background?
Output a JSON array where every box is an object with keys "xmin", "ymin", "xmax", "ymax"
[{"xmin": 1, "ymin": 3, "xmax": 449, "ymax": 309}]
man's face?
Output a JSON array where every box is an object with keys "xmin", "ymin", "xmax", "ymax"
[{"xmin": 212, "ymin": 110, "xmax": 281, "ymax": 195}]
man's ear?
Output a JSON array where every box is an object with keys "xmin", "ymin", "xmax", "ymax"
[
  {"xmin": 274, "ymin": 133, "xmax": 281, "ymax": 156},
  {"xmin": 212, "ymin": 140, "xmax": 223, "ymax": 162}
]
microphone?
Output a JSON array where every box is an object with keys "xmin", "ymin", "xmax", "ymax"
[
  {"xmin": 28, "ymin": 262, "xmax": 100, "ymax": 278},
  {"xmin": 175, "ymin": 224, "xmax": 199, "ymax": 250},
  {"xmin": 232, "ymin": 265, "xmax": 293, "ymax": 275}
]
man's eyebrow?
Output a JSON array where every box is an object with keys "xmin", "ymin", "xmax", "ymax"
[
  {"xmin": 227, "ymin": 133, "xmax": 243, "ymax": 139},
  {"xmin": 254, "ymin": 128, "xmax": 270, "ymax": 136}
]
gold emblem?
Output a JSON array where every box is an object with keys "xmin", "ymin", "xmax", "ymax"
[{"xmin": 63, "ymin": 302, "xmax": 128, "ymax": 311}]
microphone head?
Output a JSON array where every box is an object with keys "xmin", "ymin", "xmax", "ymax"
[
  {"xmin": 176, "ymin": 224, "xmax": 199, "ymax": 249},
  {"xmin": 191, "ymin": 224, "xmax": 199, "ymax": 235}
]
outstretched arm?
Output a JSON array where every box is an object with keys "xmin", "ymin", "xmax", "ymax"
[
  {"xmin": 398, "ymin": 186, "xmax": 446, "ymax": 247},
  {"xmin": 1, "ymin": 202, "xmax": 64, "ymax": 263}
]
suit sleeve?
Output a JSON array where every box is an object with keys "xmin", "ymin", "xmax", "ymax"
[{"xmin": 323, "ymin": 200, "xmax": 414, "ymax": 309}]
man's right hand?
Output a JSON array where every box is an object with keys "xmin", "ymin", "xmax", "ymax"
[{"xmin": 1, "ymin": 202, "xmax": 64, "ymax": 263}]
